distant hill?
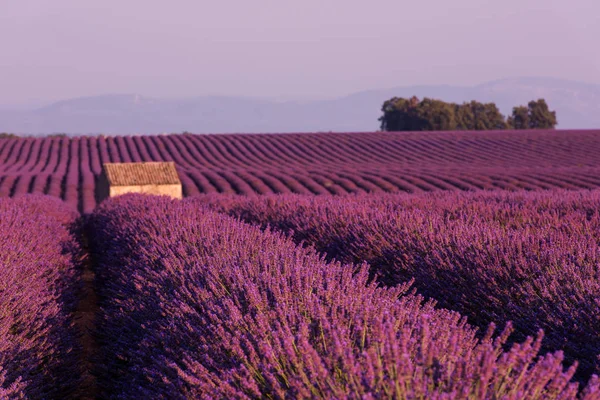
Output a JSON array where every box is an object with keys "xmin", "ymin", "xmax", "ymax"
[{"xmin": 1, "ymin": 77, "xmax": 599, "ymax": 134}]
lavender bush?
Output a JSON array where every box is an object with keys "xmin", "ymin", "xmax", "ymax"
[
  {"xmin": 0, "ymin": 195, "xmax": 82, "ymax": 398},
  {"xmin": 87, "ymin": 194, "xmax": 599, "ymax": 399},
  {"xmin": 196, "ymin": 189, "xmax": 600, "ymax": 382}
]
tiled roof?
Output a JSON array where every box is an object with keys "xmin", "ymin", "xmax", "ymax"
[{"xmin": 103, "ymin": 162, "xmax": 181, "ymax": 186}]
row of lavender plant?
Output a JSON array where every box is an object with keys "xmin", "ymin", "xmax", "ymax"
[
  {"xmin": 0, "ymin": 195, "xmax": 82, "ymax": 398},
  {"xmin": 196, "ymin": 189, "xmax": 600, "ymax": 383},
  {"xmin": 86, "ymin": 194, "xmax": 599, "ymax": 399}
]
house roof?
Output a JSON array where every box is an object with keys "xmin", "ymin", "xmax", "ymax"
[{"xmin": 102, "ymin": 162, "xmax": 181, "ymax": 186}]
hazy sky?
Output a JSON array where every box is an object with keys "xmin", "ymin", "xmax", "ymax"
[{"xmin": 1, "ymin": 0, "xmax": 599, "ymax": 104}]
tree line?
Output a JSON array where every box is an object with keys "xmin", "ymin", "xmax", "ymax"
[{"xmin": 379, "ymin": 97, "xmax": 557, "ymax": 131}]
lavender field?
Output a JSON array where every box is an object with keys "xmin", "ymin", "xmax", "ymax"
[
  {"xmin": 0, "ymin": 130, "xmax": 600, "ymax": 212},
  {"xmin": 86, "ymin": 194, "xmax": 599, "ymax": 399},
  {"xmin": 1, "ymin": 130, "xmax": 600, "ymax": 398},
  {"xmin": 200, "ymin": 190, "xmax": 600, "ymax": 383}
]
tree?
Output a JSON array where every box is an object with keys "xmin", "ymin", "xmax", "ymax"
[
  {"xmin": 379, "ymin": 96, "xmax": 425, "ymax": 131},
  {"xmin": 415, "ymin": 98, "xmax": 457, "ymax": 131},
  {"xmin": 508, "ymin": 99, "xmax": 557, "ymax": 129},
  {"xmin": 379, "ymin": 96, "xmax": 556, "ymax": 131},
  {"xmin": 455, "ymin": 101, "xmax": 508, "ymax": 130},
  {"xmin": 507, "ymin": 106, "xmax": 529, "ymax": 129},
  {"xmin": 380, "ymin": 97, "xmax": 507, "ymax": 132},
  {"xmin": 527, "ymin": 99, "xmax": 557, "ymax": 129},
  {"xmin": 379, "ymin": 96, "xmax": 457, "ymax": 131}
]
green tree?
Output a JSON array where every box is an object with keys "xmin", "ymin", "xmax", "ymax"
[
  {"xmin": 455, "ymin": 101, "xmax": 508, "ymax": 130},
  {"xmin": 379, "ymin": 96, "xmax": 556, "ymax": 131},
  {"xmin": 379, "ymin": 96, "xmax": 458, "ymax": 131},
  {"xmin": 507, "ymin": 106, "xmax": 529, "ymax": 129},
  {"xmin": 527, "ymin": 99, "xmax": 557, "ymax": 129},
  {"xmin": 415, "ymin": 98, "xmax": 457, "ymax": 131},
  {"xmin": 379, "ymin": 96, "xmax": 425, "ymax": 131},
  {"xmin": 508, "ymin": 99, "xmax": 557, "ymax": 129},
  {"xmin": 380, "ymin": 97, "xmax": 508, "ymax": 132}
]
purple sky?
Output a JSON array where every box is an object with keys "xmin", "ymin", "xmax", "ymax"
[{"xmin": 1, "ymin": 0, "xmax": 598, "ymax": 104}]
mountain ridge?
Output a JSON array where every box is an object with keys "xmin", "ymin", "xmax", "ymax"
[{"xmin": 1, "ymin": 77, "xmax": 599, "ymax": 134}]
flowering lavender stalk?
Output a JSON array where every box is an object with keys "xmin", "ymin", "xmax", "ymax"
[{"xmin": 87, "ymin": 194, "xmax": 599, "ymax": 399}]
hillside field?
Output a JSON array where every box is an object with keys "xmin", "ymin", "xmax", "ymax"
[
  {"xmin": 1, "ymin": 130, "xmax": 600, "ymax": 212},
  {"xmin": 1, "ymin": 130, "xmax": 600, "ymax": 398}
]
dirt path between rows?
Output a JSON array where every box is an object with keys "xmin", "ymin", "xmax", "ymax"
[{"xmin": 73, "ymin": 234, "xmax": 98, "ymax": 399}]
